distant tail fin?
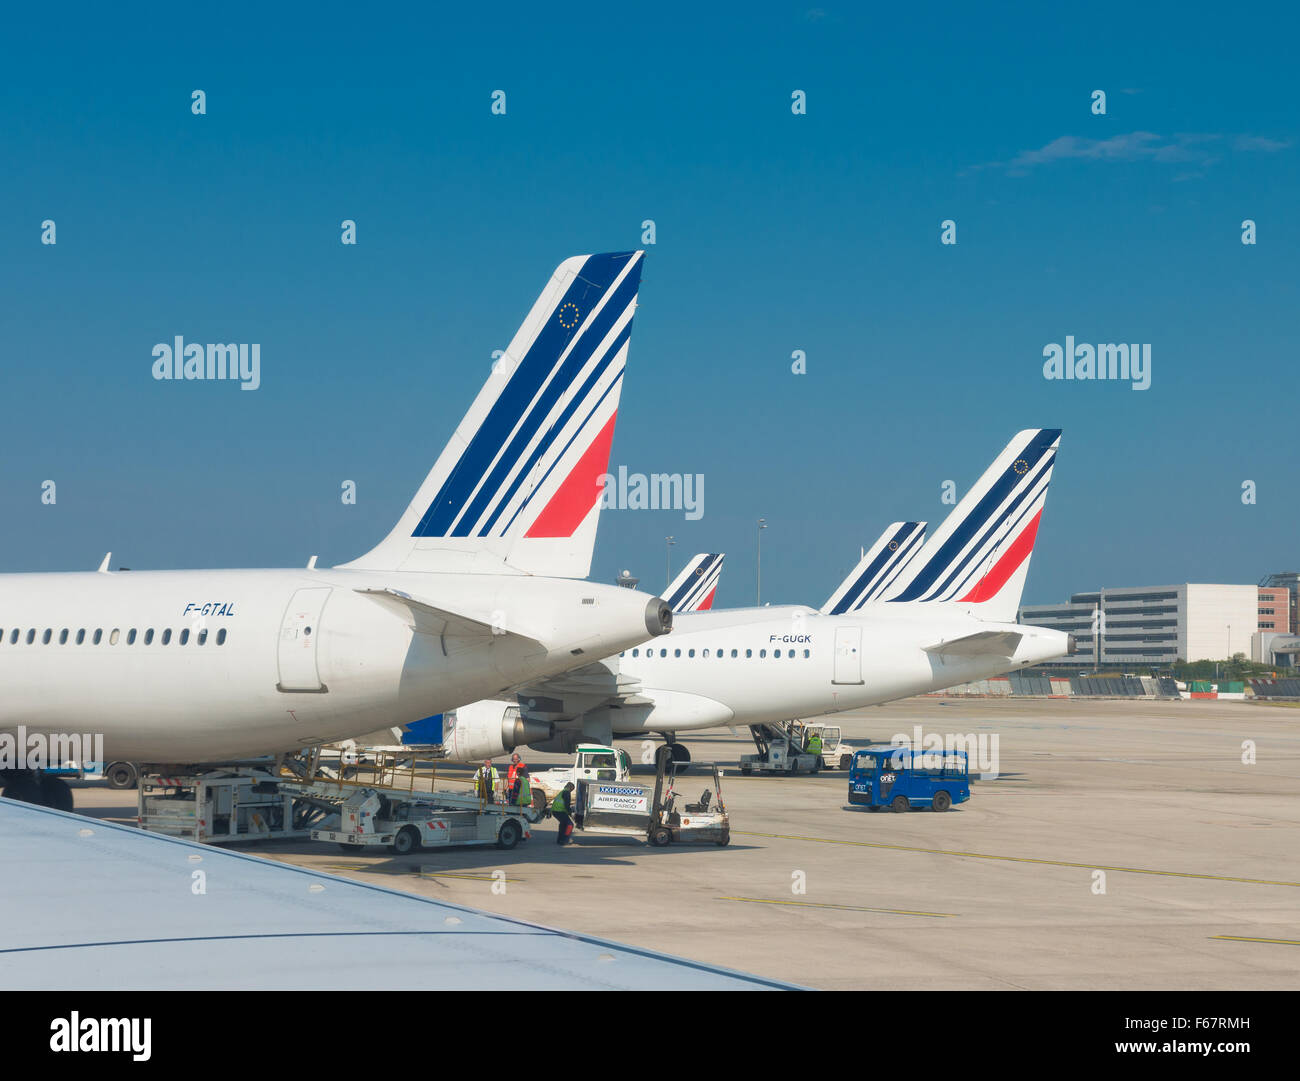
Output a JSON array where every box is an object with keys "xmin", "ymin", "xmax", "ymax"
[
  {"xmin": 820, "ymin": 522, "xmax": 925, "ymax": 615},
  {"xmin": 664, "ymin": 553, "xmax": 724, "ymax": 612},
  {"xmin": 341, "ymin": 251, "xmax": 645, "ymax": 577},
  {"xmin": 882, "ymin": 429, "xmax": 1061, "ymax": 621}
]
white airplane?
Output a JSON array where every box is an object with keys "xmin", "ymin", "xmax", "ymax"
[
  {"xmin": 441, "ymin": 429, "xmax": 1074, "ymax": 765},
  {"xmin": 0, "ymin": 251, "xmax": 675, "ymax": 810}
]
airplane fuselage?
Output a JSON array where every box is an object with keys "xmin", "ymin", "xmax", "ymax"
[
  {"xmin": 598, "ymin": 603, "xmax": 1070, "ymax": 736},
  {"xmin": 0, "ymin": 568, "xmax": 662, "ymax": 762}
]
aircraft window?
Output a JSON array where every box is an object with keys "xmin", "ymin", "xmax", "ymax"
[
  {"xmin": 76, "ymin": 629, "xmax": 85, "ymax": 644},
  {"xmin": 745, "ymin": 649, "xmax": 752, "ymax": 658},
  {"xmin": 304, "ymin": 626, "xmax": 312, "ymax": 636},
  {"xmin": 674, "ymin": 649, "xmax": 681, "ymax": 657},
  {"xmin": 180, "ymin": 629, "xmax": 190, "ymax": 645},
  {"xmin": 217, "ymin": 628, "xmax": 227, "ymax": 645},
  {"xmin": 659, "ymin": 648, "xmax": 667, "ymax": 657},
  {"xmin": 689, "ymin": 649, "xmax": 696, "ymax": 658},
  {"xmin": 59, "ymin": 629, "xmax": 68, "ymax": 644},
  {"xmin": 127, "ymin": 629, "xmax": 137, "ymax": 645},
  {"xmin": 144, "ymin": 629, "xmax": 154, "ymax": 645},
  {"xmin": 804, "ymin": 649, "xmax": 810, "ymax": 658},
  {"xmin": 25, "ymin": 629, "xmax": 35, "ymax": 644},
  {"xmin": 718, "ymin": 650, "xmax": 724, "ymax": 659},
  {"xmin": 93, "ymin": 630, "xmax": 102, "ymax": 645},
  {"xmin": 162, "ymin": 629, "xmax": 172, "ymax": 645},
  {"xmin": 702, "ymin": 649, "xmax": 709, "ymax": 658},
  {"xmin": 10, "ymin": 629, "xmax": 18, "ymax": 644},
  {"xmin": 197, "ymin": 629, "xmax": 208, "ymax": 646},
  {"xmin": 109, "ymin": 629, "xmax": 120, "ymax": 646},
  {"xmin": 42, "ymin": 629, "xmax": 52, "ymax": 644},
  {"xmin": 759, "ymin": 649, "xmax": 766, "ymax": 658},
  {"xmin": 731, "ymin": 649, "xmax": 738, "ymax": 658},
  {"xmin": 632, "ymin": 649, "xmax": 638, "ymax": 657}
]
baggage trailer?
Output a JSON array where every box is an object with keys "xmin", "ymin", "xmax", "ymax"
[
  {"xmin": 311, "ymin": 787, "xmax": 542, "ymax": 854},
  {"xmin": 137, "ymin": 753, "xmax": 542, "ymax": 853},
  {"xmin": 137, "ymin": 770, "xmax": 312, "ymax": 844},
  {"xmin": 562, "ymin": 759, "xmax": 730, "ymax": 847}
]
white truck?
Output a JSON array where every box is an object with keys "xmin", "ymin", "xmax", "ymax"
[{"xmin": 530, "ymin": 744, "xmax": 634, "ymax": 801}]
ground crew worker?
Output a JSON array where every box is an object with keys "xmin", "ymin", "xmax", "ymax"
[
  {"xmin": 506, "ymin": 752, "xmax": 526, "ymax": 803},
  {"xmin": 551, "ymin": 782, "xmax": 574, "ymax": 845},
  {"xmin": 807, "ymin": 731, "xmax": 823, "ymax": 757},
  {"xmin": 515, "ymin": 765, "xmax": 532, "ymax": 808},
  {"xmin": 474, "ymin": 759, "xmax": 500, "ymax": 803}
]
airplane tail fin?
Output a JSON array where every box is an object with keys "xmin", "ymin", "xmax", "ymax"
[
  {"xmin": 820, "ymin": 523, "xmax": 925, "ymax": 615},
  {"xmin": 881, "ymin": 429, "xmax": 1061, "ymax": 622},
  {"xmin": 341, "ymin": 251, "xmax": 645, "ymax": 578},
  {"xmin": 664, "ymin": 553, "xmax": 724, "ymax": 612}
]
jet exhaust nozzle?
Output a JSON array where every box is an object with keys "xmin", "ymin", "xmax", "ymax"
[{"xmin": 645, "ymin": 598, "xmax": 673, "ymax": 637}]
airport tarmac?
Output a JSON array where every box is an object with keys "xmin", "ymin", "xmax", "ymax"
[{"xmin": 73, "ymin": 698, "xmax": 1300, "ymax": 990}]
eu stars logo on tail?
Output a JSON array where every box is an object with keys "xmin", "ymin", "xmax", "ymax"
[{"xmin": 342, "ymin": 252, "xmax": 645, "ymax": 579}]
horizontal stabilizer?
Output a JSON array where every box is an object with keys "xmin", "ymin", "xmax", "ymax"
[
  {"xmin": 924, "ymin": 630, "xmax": 1023, "ymax": 657},
  {"xmin": 354, "ymin": 588, "xmax": 542, "ymax": 647}
]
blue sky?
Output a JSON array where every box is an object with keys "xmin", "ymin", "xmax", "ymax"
[{"xmin": 1, "ymin": 3, "xmax": 1296, "ymax": 606}]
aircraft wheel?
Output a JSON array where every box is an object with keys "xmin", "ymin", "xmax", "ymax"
[
  {"xmin": 2, "ymin": 774, "xmax": 42, "ymax": 805},
  {"xmin": 40, "ymin": 775, "xmax": 74, "ymax": 812}
]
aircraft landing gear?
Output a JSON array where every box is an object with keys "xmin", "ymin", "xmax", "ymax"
[
  {"xmin": 654, "ymin": 740, "xmax": 692, "ymax": 773},
  {"xmin": 0, "ymin": 771, "xmax": 74, "ymax": 812}
]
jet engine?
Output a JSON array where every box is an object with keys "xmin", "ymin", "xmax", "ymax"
[{"xmin": 442, "ymin": 700, "xmax": 552, "ymax": 761}]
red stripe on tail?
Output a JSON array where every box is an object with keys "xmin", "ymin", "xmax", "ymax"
[
  {"xmin": 524, "ymin": 413, "xmax": 618, "ymax": 539},
  {"xmin": 959, "ymin": 509, "xmax": 1042, "ymax": 604}
]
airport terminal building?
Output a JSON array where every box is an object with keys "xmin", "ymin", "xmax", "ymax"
[{"xmin": 1018, "ymin": 584, "xmax": 1265, "ymax": 669}]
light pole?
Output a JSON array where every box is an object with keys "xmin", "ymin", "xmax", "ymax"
[
  {"xmin": 756, "ymin": 518, "xmax": 767, "ymax": 606},
  {"xmin": 665, "ymin": 536, "xmax": 675, "ymax": 589}
]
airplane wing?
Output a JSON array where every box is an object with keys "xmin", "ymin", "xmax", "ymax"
[
  {"xmin": 923, "ymin": 630, "xmax": 1024, "ymax": 657},
  {"xmin": 354, "ymin": 588, "xmax": 544, "ymax": 648},
  {"xmin": 0, "ymin": 800, "xmax": 794, "ymax": 990},
  {"xmin": 510, "ymin": 659, "xmax": 648, "ymax": 720}
]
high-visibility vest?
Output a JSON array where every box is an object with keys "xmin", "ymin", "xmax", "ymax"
[
  {"xmin": 551, "ymin": 790, "xmax": 567, "ymax": 813},
  {"xmin": 517, "ymin": 778, "xmax": 531, "ymax": 806}
]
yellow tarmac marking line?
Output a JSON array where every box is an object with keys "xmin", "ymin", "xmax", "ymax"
[
  {"xmin": 1210, "ymin": 935, "xmax": 1300, "ymax": 946},
  {"xmin": 416, "ymin": 872, "xmax": 523, "ymax": 883},
  {"xmin": 735, "ymin": 831, "xmax": 1300, "ymax": 888},
  {"xmin": 720, "ymin": 896, "xmax": 955, "ymax": 918}
]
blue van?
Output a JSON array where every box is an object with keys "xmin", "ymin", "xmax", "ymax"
[{"xmin": 848, "ymin": 745, "xmax": 970, "ymax": 812}]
